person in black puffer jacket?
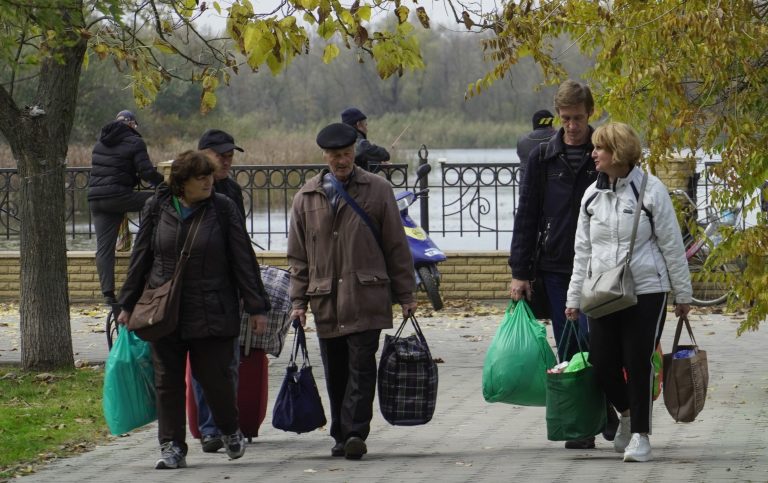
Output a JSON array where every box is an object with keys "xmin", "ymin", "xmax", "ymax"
[
  {"xmin": 341, "ymin": 107, "xmax": 391, "ymax": 173},
  {"xmin": 88, "ymin": 110, "xmax": 164, "ymax": 306}
]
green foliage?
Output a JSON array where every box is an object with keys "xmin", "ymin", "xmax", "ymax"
[
  {"xmin": 0, "ymin": 367, "xmax": 111, "ymax": 479},
  {"xmin": 476, "ymin": 0, "xmax": 768, "ymax": 333}
]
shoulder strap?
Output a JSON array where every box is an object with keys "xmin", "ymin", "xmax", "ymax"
[
  {"xmin": 626, "ymin": 173, "xmax": 648, "ymax": 262},
  {"xmin": 328, "ymin": 175, "xmax": 383, "ymax": 248}
]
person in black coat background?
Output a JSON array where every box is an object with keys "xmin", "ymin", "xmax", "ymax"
[
  {"xmin": 516, "ymin": 109, "xmax": 556, "ymax": 178},
  {"xmin": 88, "ymin": 110, "xmax": 163, "ymax": 306},
  {"xmin": 341, "ymin": 107, "xmax": 391, "ymax": 172}
]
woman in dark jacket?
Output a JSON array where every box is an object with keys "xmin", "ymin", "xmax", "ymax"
[{"xmin": 117, "ymin": 150, "xmax": 270, "ymax": 470}]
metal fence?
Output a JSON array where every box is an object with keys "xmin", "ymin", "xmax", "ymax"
[{"xmin": 0, "ymin": 160, "xmax": 722, "ymax": 251}]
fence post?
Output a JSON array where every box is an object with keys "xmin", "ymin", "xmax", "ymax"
[{"xmin": 418, "ymin": 144, "xmax": 430, "ymax": 233}]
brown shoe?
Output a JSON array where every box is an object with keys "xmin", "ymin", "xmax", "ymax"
[{"xmin": 344, "ymin": 436, "xmax": 367, "ymax": 460}]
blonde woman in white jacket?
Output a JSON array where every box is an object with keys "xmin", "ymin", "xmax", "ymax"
[{"xmin": 565, "ymin": 123, "xmax": 692, "ymax": 463}]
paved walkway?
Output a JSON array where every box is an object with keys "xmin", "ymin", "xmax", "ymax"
[{"xmin": 1, "ymin": 303, "xmax": 767, "ymax": 482}]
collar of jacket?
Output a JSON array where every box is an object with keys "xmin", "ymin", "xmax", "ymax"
[
  {"xmin": 595, "ymin": 165, "xmax": 643, "ymax": 191},
  {"xmin": 543, "ymin": 125, "xmax": 595, "ymax": 159},
  {"xmin": 304, "ymin": 166, "xmax": 372, "ymax": 193}
]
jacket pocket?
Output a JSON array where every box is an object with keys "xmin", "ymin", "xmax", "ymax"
[
  {"xmin": 356, "ymin": 271, "xmax": 390, "ymax": 286},
  {"xmin": 306, "ymin": 277, "xmax": 332, "ymax": 296}
]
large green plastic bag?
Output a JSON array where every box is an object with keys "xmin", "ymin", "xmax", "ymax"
[
  {"xmin": 482, "ymin": 300, "xmax": 557, "ymax": 406},
  {"xmin": 546, "ymin": 322, "xmax": 606, "ymax": 441},
  {"xmin": 103, "ymin": 329, "xmax": 157, "ymax": 435}
]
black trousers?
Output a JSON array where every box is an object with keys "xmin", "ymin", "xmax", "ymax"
[
  {"xmin": 90, "ymin": 191, "xmax": 154, "ymax": 295},
  {"xmin": 318, "ymin": 329, "xmax": 381, "ymax": 443},
  {"xmin": 150, "ymin": 331, "xmax": 239, "ymax": 451},
  {"xmin": 588, "ymin": 292, "xmax": 667, "ymax": 434}
]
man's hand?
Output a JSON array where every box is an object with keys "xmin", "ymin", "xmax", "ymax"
[
  {"xmin": 509, "ymin": 278, "xmax": 531, "ymax": 301},
  {"xmin": 250, "ymin": 313, "xmax": 268, "ymax": 335},
  {"xmin": 116, "ymin": 309, "xmax": 131, "ymax": 326},
  {"xmin": 291, "ymin": 308, "xmax": 307, "ymax": 327},
  {"xmin": 675, "ymin": 303, "xmax": 691, "ymax": 318},
  {"xmin": 401, "ymin": 301, "xmax": 417, "ymax": 318}
]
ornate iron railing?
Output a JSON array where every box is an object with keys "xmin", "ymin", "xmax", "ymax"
[{"xmin": 0, "ymin": 160, "xmax": 722, "ymax": 250}]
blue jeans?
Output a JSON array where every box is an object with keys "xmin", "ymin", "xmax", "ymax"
[
  {"xmin": 192, "ymin": 338, "xmax": 240, "ymax": 437},
  {"xmin": 541, "ymin": 271, "xmax": 590, "ymax": 362}
]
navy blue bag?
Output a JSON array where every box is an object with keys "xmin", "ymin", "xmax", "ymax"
[{"xmin": 272, "ymin": 319, "xmax": 327, "ymax": 434}]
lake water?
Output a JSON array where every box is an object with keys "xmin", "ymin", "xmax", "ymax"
[{"xmin": 2, "ymin": 148, "xmax": 758, "ymax": 253}]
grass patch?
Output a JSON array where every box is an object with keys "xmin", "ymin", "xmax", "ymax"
[{"xmin": 0, "ymin": 366, "xmax": 113, "ymax": 480}]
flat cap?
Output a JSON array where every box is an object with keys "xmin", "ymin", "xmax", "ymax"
[
  {"xmin": 198, "ymin": 129, "xmax": 244, "ymax": 153},
  {"xmin": 316, "ymin": 123, "xmax": 358, "ymax": 149},
  {"xmin": 341, "ymin": 107, "xmax": 367, "ymax": 126}
]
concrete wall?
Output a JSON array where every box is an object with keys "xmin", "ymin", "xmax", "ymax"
[{"xmin": 0, "ymin": 251, "xmax": 512, "ymax": 303}]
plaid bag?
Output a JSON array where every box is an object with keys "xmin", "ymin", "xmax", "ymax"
[
  {"xmin": 239, "ymin": 266, "xmax": 292, "ymax": 357},
  {"xmin": 377, "ymin": 315, "xmax": 438, "ymax": 426}
]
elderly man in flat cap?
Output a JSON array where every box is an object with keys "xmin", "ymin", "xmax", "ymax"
[
  {"xmin": 341, "ymin": 107, "xmax": 391, "ymax": 172},
  {"xmin": 287, "ymin": 123, "xmax": 416, "ymax": 460}
]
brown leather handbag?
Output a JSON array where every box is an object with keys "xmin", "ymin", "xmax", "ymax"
[{"xmin": 128, "ymin": 207, "xmax": 206, "ymax": 341}]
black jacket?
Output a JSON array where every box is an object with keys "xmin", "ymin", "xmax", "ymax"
[
  {"xmin": 119, "ymin": 189, "xmax": 270, "ymax": 340},
  {"xmin": 354, "ymin": 131, "xmax": 390, "ymax": 171},
  {"xmin": 508, "ymin": 127, "xmax": 597, "ymax": 279},
  {"xmin": 516, "ymin": 126, "xmax": 556, "ymax": 176},
  {"xmin": 214, "ymin": 177, "xmax": 245, "ymax": 220},
  {"xmin": 88, "ymin": 121, "xmax": 163, "ymax": 200}
]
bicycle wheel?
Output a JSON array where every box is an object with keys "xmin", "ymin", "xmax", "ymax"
[
  {"xmin": 685, "ymin": 238, "xmax": 736, "ymax": 306},
  {"xmin": 106, "ymin": 309, "xmax": 120, "ymax": 350}
]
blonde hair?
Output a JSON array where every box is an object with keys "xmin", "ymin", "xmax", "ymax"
[{"xmin": 591, "ymin": 122, "xmax": 642, "ymax": 167}]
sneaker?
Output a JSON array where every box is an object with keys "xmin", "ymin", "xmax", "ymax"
[
  {"xmin": 331, "ymin": 441, "xmax": 345, "ymax": 457},
  {"xmin": 623, "ymin": 433, "xmax": 652, "ymax": 462},
  {"xmin": 223, "ymin": 430, "xmax": 245, "ymax": 460},
  {"xmin": 155, "ymin": 442, "xmax": 187, "ymax": 470},
  {"xmin": 344, "ymin": 436, "xmax": 368, "ymax": 460},
  {"xmin": 613, "ymin": 415, "xmax": 632, "ymax": 453},
  {"xmin": 602, "ymin": 405, "xmax": 619, "ymax": 441},
  {"xmin": 201, "ymin": 434, "xmax": 223, "ymax": 453},
  {"xmin": 564, "ymin": 436, "xmax": 595, "ymax": 449}
]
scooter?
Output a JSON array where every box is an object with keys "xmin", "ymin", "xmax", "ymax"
[{"xmin": 396, "ymin": 163, "xmax": 447, "ymax": 311}]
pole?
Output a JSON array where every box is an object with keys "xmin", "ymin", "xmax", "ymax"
[{"xmin": 418, "ymin": 144, "xmax": 429, "ymax": 233}]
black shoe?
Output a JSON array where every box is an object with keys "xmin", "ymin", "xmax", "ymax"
[
  {"xmin": 564, "ymin": 437, "xmax": 596, "ymax": 449},
  {"xmin": 603, "ymin": 405, "xmax": 620, "ymax": 442},
  {"xmin": 201, "ymin": 434, "xmax": 223, "ymax": 453},
  {"xmin": 344, "ymin": 436, "xmax": 367, "ymax": 460},
  {"xmin": 331, "ymin": 442, "xmax": 345, "ymax": 457}
]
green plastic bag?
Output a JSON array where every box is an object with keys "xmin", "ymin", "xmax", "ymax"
[
  {"xmin": 103, "ymin": 329, "xmax": 157, "ymax": 435},
  {"xmin": 545, "ymin": 322, "xmax": 606, "ymax": 441},
  {"xmin": 482, "ymin": 300, "xmax": 557, "ymax": 406}
]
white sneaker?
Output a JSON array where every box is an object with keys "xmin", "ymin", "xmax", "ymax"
[
  {"xmin": 613, "ymin": 416, "xmax": 632, "ymax": 453},
  {"xmin": 623, "ymin": 433, "xmax": 652, "ymax": 462}
]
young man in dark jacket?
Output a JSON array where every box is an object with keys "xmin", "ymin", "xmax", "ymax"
[
  {"xmin": 341, "ymin": 107, "xmax": 391, "ymax": 172},
  {"xmin": 88, "ymin": 110, "xmax": 164, "ymax": 306},
  {"xmin": 508, "ymin": 80, "xmax": 617, "ymax": 449}
]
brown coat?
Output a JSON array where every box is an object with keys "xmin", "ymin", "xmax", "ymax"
[{"xmin": 288, "ymin": 168, "xmax": 415, "ymax": 338}]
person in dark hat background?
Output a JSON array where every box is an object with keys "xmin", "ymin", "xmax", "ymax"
[
  {"xmin": 340, "ymin": 107, "xmax": 391, "ymax": 172},
  {"xmin": 287, "ymin": 123, "xmax": 416, "ymax": 460},
  {"xmin": 199, "ymin": 129, "xmax": 246, "ymax": 220},
  {"xmin": 191, "ymin": 128, "xmax": 255, "ymax": 453},
  {"xmin": 88, "ymin": 109, "xmax": 164, "ymax": 308},
  {"xmin": 516, "ymin": 109, "xmax": 556, "ymax": 178}
]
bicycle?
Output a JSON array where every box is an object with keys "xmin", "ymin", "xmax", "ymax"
[
  {"xmin": 105, "ymin": 304, "xmax": 121, "ymax": 350},
  {"xmin": 671, "ymin": 189, "xmax": 743, "ymax": 306}
]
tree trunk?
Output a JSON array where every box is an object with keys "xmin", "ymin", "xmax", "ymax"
[{"xmin": 3, "ymin": 22, "xmax": 88, "ymax": 370}]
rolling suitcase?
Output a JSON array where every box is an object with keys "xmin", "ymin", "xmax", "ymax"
[{"xmin": 186, "ymin": 348, "xmax": 269, "ymax": 441}]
